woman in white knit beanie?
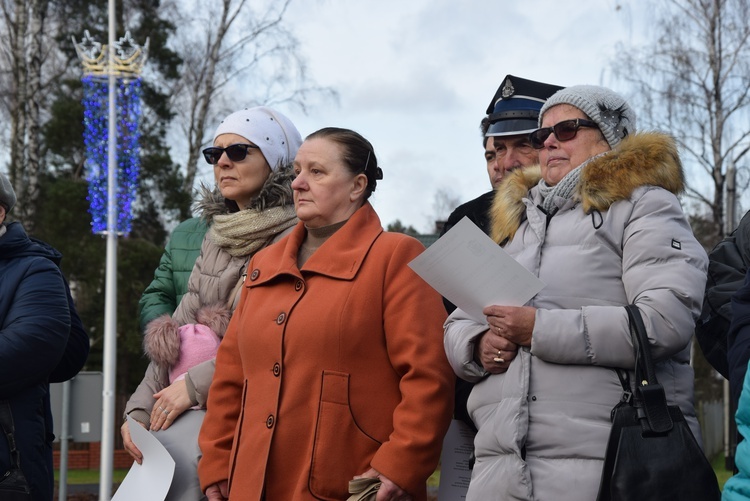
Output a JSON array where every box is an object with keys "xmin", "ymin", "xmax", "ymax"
[{"xmin": 122, "ymin": 106, "xmax": 302, "ymax": 501}]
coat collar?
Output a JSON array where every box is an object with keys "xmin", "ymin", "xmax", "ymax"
[
  {"xmin": 251, "ymin": 202, "xmax": 383, "ymax": 283},
  {"xmin": 489, "ymin": 132, "xmax": 685, "ymax": 244},
  {"xmin": 0, "ymin": 221, "xmax": 61, "ymax": 263}
]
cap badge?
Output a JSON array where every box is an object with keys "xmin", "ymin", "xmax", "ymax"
[{"xmin": 501, "ymin": 78, "xmax": 515, "ymax": 99}]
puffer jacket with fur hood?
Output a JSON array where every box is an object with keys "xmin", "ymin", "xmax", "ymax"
[
  {"xmin": 444, "ymin": 132, "xmax": 708, "ymax": 501},
  {"xmin": 125, "ymin": 165, "xmax": 297, "ymax": 426}
]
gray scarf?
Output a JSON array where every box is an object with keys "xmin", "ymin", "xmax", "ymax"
[
  {"xmin": 538, "ymin": 165, "xmax": 583, "ymax": 215},
  {"xmin": 538, "ymin": 153, "xmax": 606, "ymax": 215}
]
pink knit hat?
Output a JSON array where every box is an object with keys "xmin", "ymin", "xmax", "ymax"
[
  {"xmin": 143, "ymin": 304, "xmax": 230, "ymax": 382},
  {"xmin": 169, "ymin": 324, "xmax": 221, "ymax": 384}
]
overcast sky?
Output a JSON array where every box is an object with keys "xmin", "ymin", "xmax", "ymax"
[
  {"xmin": 188, "ymin": 1, "xmax": 648, "ymax": 232},
  {"xmin": 258, "ymin": 0, "xmax": 646, "ymax": 233}
]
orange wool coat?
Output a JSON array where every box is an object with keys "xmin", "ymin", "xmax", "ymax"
[{"xmin": 198, "ymin": 202, "xmax": 454, "ymax": 500}]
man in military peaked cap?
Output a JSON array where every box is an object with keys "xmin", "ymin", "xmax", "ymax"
[
  {"xmin": 440, "ymin": 75, "xmax": 562, "ymax": 437},
  {"xmin": 442, "ymin": 74, "xmax": 563, "ymax": 276}
]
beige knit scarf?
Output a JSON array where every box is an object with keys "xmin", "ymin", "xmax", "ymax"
[{"xmin": 209, "ymin": 205, "xmax": 297, "ymax": 257}]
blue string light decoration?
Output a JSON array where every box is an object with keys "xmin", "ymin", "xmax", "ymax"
[
  {"xmin": 82, "ymin": 75, "xmax": 142, "ymax": 234},
  {"xmin": 74, "ymin": 30, "xmax": 149, "ymax": 235}
]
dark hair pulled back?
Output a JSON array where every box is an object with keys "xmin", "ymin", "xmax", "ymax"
[{"xmin": 306, "ymin": 127, "xmax": 383, "ymax": 200}]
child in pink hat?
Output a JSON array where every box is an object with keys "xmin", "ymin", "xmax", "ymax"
[{"xmin": 143, "ymin": 304, "xmax": 229, "ymax": 392}]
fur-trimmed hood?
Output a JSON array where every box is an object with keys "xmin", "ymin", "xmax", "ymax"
[
  {"xmin": 490, "ymin": 132, "xmax": 685, "ymax": 244},
  {"xmin": 194, "ymin": 162, "xmax": 296, "ymax": 225}
]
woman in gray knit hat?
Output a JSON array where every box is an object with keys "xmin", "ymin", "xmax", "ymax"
[
  {"xmin": 121, "ymin": 106, "xmax": 302, "ymax": 501},
  {"xmin": 444, "ymin": 85, "xmax": 710, "ymax": 500}
]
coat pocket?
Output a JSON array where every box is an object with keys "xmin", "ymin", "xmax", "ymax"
[
  {"xmin": 226, "ymin": 379, "xmax": 248, "ymax": 494},
  {"xmin": 309, "ymin": 370, "xmax": 381, "ymax": 501}
]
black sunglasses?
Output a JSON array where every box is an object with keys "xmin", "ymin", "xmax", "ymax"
[
  {"xmin": 202, "ymin": 143, "xmax": 260, "ymax": 164},
  {"xmin": 529, "ymin": 119, "xmax": 599, "ymax": 149}
]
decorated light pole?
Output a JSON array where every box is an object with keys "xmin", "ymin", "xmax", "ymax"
[{"xmin": 73, "ymin": 25, "xmax": 148, "ymax": 500}]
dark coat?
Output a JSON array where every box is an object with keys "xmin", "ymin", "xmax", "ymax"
[
  {"xmin": 442, "ymin": 190, "xmax": 494, "ymax": 237},
  {"xmin": 698, "ymin": 209, "xmax": 750, "ymax": 379},
  {"xmin": 441, "ymin": 191, "xmax": 495, "ymax": 433},
  {"xmin": 0, "ymin": 222, "xmax": 76, "ymax": 501},
  {"xmin": 729, "ymin": 270, "xmax": 750, "ymax": 408}
]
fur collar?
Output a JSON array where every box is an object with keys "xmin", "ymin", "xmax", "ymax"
[
  {"xmin": 194, "ymin": 162, "xmax": 296, "ymax": 225},
  {"xmin": 489, "ymin": 132, "xmax": 685, "ymax": 244}
]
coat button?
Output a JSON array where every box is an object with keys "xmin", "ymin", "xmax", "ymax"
[
  {"xmin": 266, "ymin": 415, "xmax": 275, "ymax": 428},
  {"xmin": 250, "ymin": 269, "xmax": 260, "ymax": 280},
  {"xmin": 273, "ymin": 363, "xmax": 280, "ymax": 376},
  {"xmin": 295, "ymin": 280, "xmax": 303, "ymax": 291},
  {"xmin": 276, "ymin": 312, "xmax": 286, "ymax": 324}
]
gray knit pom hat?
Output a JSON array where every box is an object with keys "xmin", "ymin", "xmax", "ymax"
[
  {"xmin": 213, "ymin": 106, "xmax": 302, "ymax": 171},
  {"xmin": 0, "ymin": 171, "xmax": 16, "ymax": 211},
  {"xmin": 539, "ymin": 85, "xmax": 637, "ymax": 149}
]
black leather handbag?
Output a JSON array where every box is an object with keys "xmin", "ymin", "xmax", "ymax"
[
  {"xmin": 0, "ymin": 401, "xmax": 32, "ymax": 501},
  {"xmin": 596, "ymin": 304, "xmax": 721, "ymax": 501}
]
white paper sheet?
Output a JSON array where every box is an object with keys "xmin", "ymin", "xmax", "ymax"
[
  {"xmin": 112, "ymin": 415, "xmax": 176, "ymax": 501},
  {"xmin": 409, "ymin": 216, "xmax": 545, "ymax": 323},
  {"xmin": 437, "ymin": 419, "xmax": 476, "ymax": 500}
]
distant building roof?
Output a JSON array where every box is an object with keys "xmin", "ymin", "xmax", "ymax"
[{"xmin": 415, "ymin": 233, "xmax": 440, "ymax": 248}]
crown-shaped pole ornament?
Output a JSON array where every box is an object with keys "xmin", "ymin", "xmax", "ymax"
[{"xmin": 72, "ymin": 30, "xmax": 149, "ymax": 78}]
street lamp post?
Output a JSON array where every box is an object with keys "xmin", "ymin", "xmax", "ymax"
[{"xmin": 73, "ymin": 12, "xmax": 148, "ymax": 498}]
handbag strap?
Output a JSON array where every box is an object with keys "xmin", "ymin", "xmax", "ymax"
[
  {"xmin": 625, "ymin": 304, "xmax": 674, "ymax": 434},
  {"xmin": 0, "ymin": 400, "xmax": 22, "ymax": 470},
  {"xmin": 611, "ymin": 368, "xmax": 633, "ymax": 422}
]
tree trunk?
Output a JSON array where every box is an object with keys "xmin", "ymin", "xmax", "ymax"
[
  {"xmin": 23, "ymin": 0, "xmax": 46, "ymax": 231},
  {"xmin": 9, "ymin": 0, "xmax": 27, "ymax": 206}
]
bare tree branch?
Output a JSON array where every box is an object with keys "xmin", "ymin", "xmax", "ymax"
[
  {"xmin": 615, "ymin": 0, "xmax": 750, "ymax": 239},
  {"xmin": 168, "ymin": 0, "xmax": 336, "ymax": 194}
]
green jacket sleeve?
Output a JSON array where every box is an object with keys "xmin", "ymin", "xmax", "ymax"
[
  {"xmin": 138, "ymin": 239, "xmax": 178, "ymax": 332},
  {"xmin": 138, "ymin": 217, "xmax": 208, "ymax": 332}
]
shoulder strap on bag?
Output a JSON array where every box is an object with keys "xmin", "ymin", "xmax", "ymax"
[
  {"xmin": 0, "ymin": 401, "xmax": 22, "ymax": 470},
  {"xmin": 625, "ymin": 305, "xmax": 674, "ymax": 434}
]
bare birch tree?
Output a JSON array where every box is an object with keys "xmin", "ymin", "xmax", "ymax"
[
  {"xmin": 168, "ymin": 0, "xmax": 335, "ymax": 195},
  {"xmin": 0, "ymin": 0, "xmax": 61, "ymax": 227},
  {"xmin": 615, "ymin": 0, "xmax": 750, "ymax": 241},
  {"xmin": 23, "ymin": 0, "xmax": 47, "ymax": 228},
  {"xmin": 5, "ymin": 0, "xmax": 28, "ymax": 194}
]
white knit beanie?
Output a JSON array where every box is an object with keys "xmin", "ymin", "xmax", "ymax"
[
  {"xmin": 213, "ymin": 106, "xmax": 303, "ymax": 170},
  {"xmin": 539, "ymin": 85, "xmax": 637, "ymax": 149}
]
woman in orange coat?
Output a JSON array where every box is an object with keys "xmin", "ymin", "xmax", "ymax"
[{"xmin": 198, "ymin": 127, "xmax": 454, "ymax": 501}]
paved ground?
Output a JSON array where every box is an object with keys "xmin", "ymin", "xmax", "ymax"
[{"xmin": 54, "ymin": 484, "xmax": 115, "ymax": 500}]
